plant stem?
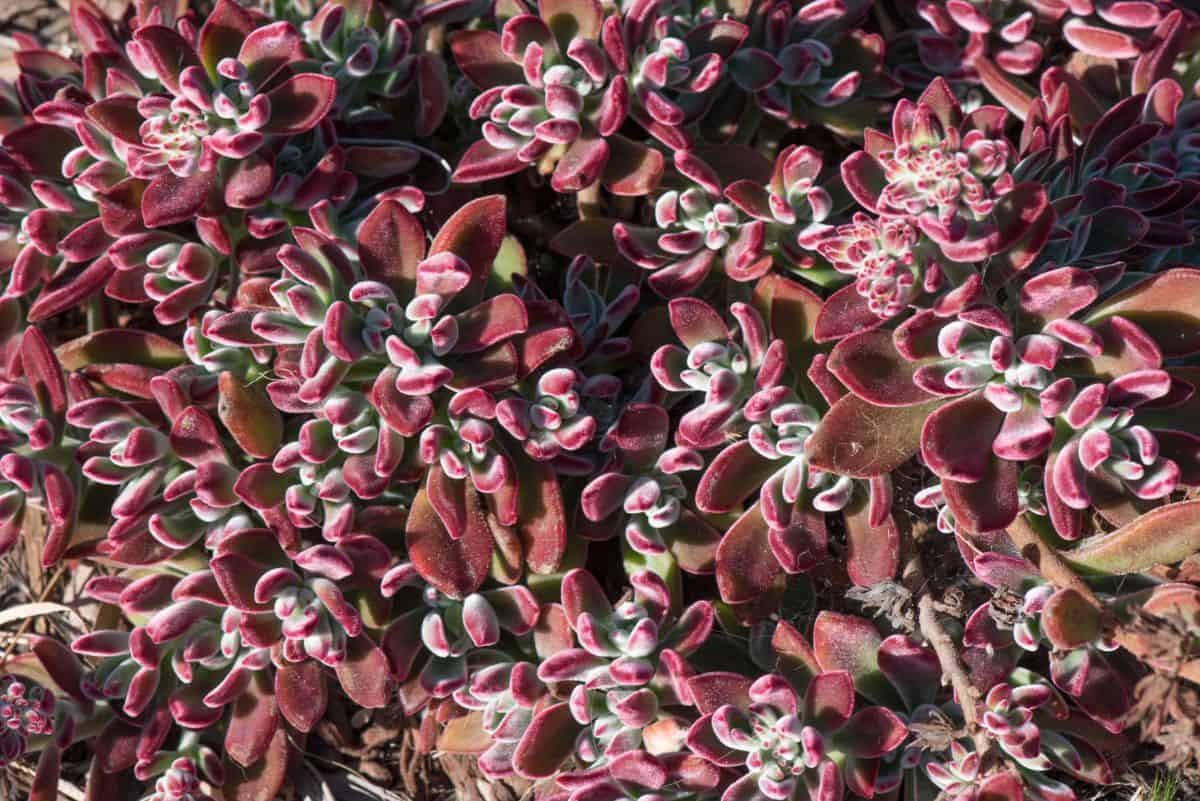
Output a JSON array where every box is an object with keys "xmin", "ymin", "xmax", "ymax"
[
  {"xmin": 1007, "ymin": 515, "xmax": 1200, "ymax": 684},
  {"xmin": 1005, "ymin": 515, "xmax": 1101, "ymax": 606},
  {"xmin": 576, "ymin": 182, "xmax": 604, "ymax": 220}
]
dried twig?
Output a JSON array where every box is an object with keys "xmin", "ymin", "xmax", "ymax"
[
  {"xmin": 0, "ymin": 563, "xmax": 67, "ymax": 669},
  {"xmin": 917, "ymin": 593, "xmax": 993, "ymax": 762}
]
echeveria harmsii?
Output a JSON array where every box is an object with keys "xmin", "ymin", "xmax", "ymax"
[
  {"xmin": 841, "ymin": 78, "xmax": 1051, "ymax": 265},
  {"xmin": 612, "ymin": 147, "xmax": 836, "ymax": 297},
  {"xmin": 915, "ymin": 0, "xmax": 1177, "ymax": 80},
  {"xmin": 450, "ymin": 0, "xmax": 664, "ymax": 194},
  {"xmin": 686, "ymin": 670, "xmax": 907, "ymax": 801},
  {"xmin": 1, "ymin": 1, "xmax": 1198, "ymax": 799},
  {"xmin": 0, "ymin": 676, "xmax": 56, "ymax": 767},
  {"xmin": 581, "ymin": 402, "xmax": 720, "ymax": 567}
]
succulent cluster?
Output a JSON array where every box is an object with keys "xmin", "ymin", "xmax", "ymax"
[{"xmin": 1, "ymin": 1, "xmax": 1200, "ymax": 800}]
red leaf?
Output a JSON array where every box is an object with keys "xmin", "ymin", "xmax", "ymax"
[
  {"xmin": 921, "ymin": 393, "xmax": 1005, "ymax": 483},
  {"xmin": 357, "ymin": 199, "xmax": 427, "ymax": 297},
  {"xmin": 716, "ymin": 504, "xmax": 784, "ymax": 604},
  {"xmin": 807, "ymin": 394, "xmax": 941, "ymax": 478},
  {"xmin": 686, "ymin": 671, "xmax": 753, "ymax": 714},
  {"xmin": 85, "ymin": 94, "xmax": 143, "ymax": 144},
  {"xmin": 843, "ymin": 497, "xmax": 899, "ymax": 587},
  {"xmin": 429, "ymin": 195, "xmax": 507, "ymax": 303},
  {"xmin": 514, "ymin": 455, "xmax": 566, "ymax": 574},
  {"xmin": 1040, "ymin": 588, "xmax": 1102, "ymax": 650},
  {"xmin": 218, "ymin": 372, "xmax": 283, "ymax": 459},
  {"xmin": 275, "ymin": 660, "xmax": 327, "ymax": 732},
  {"xmin": 943, "ymin": 455, "xmax": 1019, "ymax": 533},
  {"xmin": 551, "ymin": 131, "xmax": 610, "ymax": 193},
  {"xmin": 452, "ymin": 139, "xmax": 528, "ymax": 183},
  {"xmin": 448, "ymin": 29, "xmax": 523, "ymax": 89},
  {"xmin": 261, "ymin": 74, "xmax": 337, "ymax": 135},
  {"xmin": 406, "ymin": 487, "xmax": 493, "ymax": 598},
  {"xmin": 828, "ymin": 329, "xmax": 933, "ymax": 407},
  {"xmin": 336, "ymin": 635, "xmax": 396, "ymax": 709},
  {"xmin": 28, "ymin": 256, "xmax": 116, "ymax": 322},
  {"xmin": 226, "ymin": 671, "xmax": 280, "ymax": 768},
  {"xmin": 20, "ymin": 327, "xmax": 67, "ymax": 422},
  {"xmin": 603, "ymin": 134, "xmax": 665, "ymax": 196},
  {"xmin": 453, "ymin": 294, "xmax": 528, "ymax": 352},
  {"xmin": 223, "ymin": 725, "xmax": 289, "ymax": 801},
  {"xmin": 2, "ymin": 124, "xmax": 77, "ymax": 176},
  {"xmin": 142, "ymin": 169, "xmax": 216, "ymax": 228},
  {"xmin": 814, "ymin": 283, "xmax": 886, "ymax": 343},
  {"xmin": 238, "ymin": 21, "xmax": 303, "ymax": 86},
  {"xmin": 1085, "ymin": 268, "xmax": 1200, "ymax": 358},
  {"xmin": 197, "ymin": 0, "xmax": 257, "ymax": 74},
  {"xmin": 133, "ymin": 26, "xmax": 201, "ymax": 94},
  {"xmin": 512, "ymin": 702, "xmax": 582, "ymax": 779},
  {"xmin": 27, "ymin": 743, "xmax": 60, "ymax": 801}
]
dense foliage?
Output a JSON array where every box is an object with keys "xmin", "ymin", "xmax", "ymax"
[{"xmin": 2, "ymin": 1, "xmax": 1200, "ymax": 799}]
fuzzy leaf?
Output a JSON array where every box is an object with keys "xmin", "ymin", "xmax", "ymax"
[
  {"xmin": 226, "ymin": 671, "xmax": 279, "ymax": 768},
  {"xmin": 812, "ymin": 612, "xmax": 900, "ymax": 708},
  {"xmin": 223, "ymin": 725, "xmax": 289, "ymax": 801},
  {"xmin": 695, "ymin": 441, "xmax": 777, "ymax": 514},
  {"xmin": 807, "ymin": 395, "xmax": 942, "ymax": 478},
  {"xmin": 430, "ymin": 195, "xmax": 507, "ymax": 303},
  {"xmin": 943, "ymin": 454, "xmax": 1020, "ymax": 534},
  {"xmin": 1064, "ymin": 499, "xmax": 1200, "ymax": 574},
  {"xmin": 1085, "ymin": 269, "xmax": 1200, "ymax": 357},
  {"xmin": 843, "ymin": 495, "xmax": 899, "ymax": 587},
  {"xmin": 449, "ymin": 30, "xmax": 523, "ymax": 88},
  {"xmin": 921, "ymin": 393, "xmax": 1005, "ymax": 483},
  {"xmin": 358, "ymin": 199, "xmax": 427, "ymax": 297},
  {"xmin": 828, "ymin": 329, "xmax": 933, "ymax": 407},
  {"xmin": 336, "ymin": 636, "xmax": 395, "ymax": 708},
  {"xmin": 275, "ymin": 660, "xmax": 327, "ymax": 733},
  {"xmin": 438, "ymin": 711, "xmax": 492, "ymax": 753},
  {"xmin": 512, "ymin": 702, "xmax": 582, "ymax": 779},
  {"xmin": 716, "ymin": 504, "xmax": 783, "ymax": 604},
  {"xmin": 406, "ymin": 487, "xmax": 493, "ymax": 598},
  {"xmin": 218, "ymin": 372, "xmax": 282, "ymax": 460},
  {"xmin": 1040, "ymin": 589, "xmax": 1102, "ymax": 650},
  {"xmin": 261, "ymin": 74, "xmax": 337, "ymax": 135}
]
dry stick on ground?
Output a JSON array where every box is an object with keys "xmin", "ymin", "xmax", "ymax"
[
  {"xmin": 899, "ymin": 515, "xmax": 994, "ymax": 762},
  {"xmin": 0, "ymin": 563, "xmax": 67, "ymax": 669},
  {"xmin": 917, "ymin": 593, "xmax": 993, "ymax": 762}
]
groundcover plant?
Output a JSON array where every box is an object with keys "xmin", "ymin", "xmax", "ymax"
[{"xmin": 2, "ymin": 0, "xmax": 1200, "ymax": 799}]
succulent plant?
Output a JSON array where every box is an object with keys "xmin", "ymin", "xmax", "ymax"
[
  {"xmin": 0, "ymin": 3, "xmax": 1198, "ymax": 800},
  {"xmin": 0, "ymin": 677, "xmax": 55, "ymax": 767},
  {"xmin": 450, "ymin": 0, "xmax": 664, "ymax": 193}
]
